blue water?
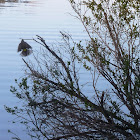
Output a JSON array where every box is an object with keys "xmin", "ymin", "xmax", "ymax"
[
  {"xmin": 0, "ymin": 0, "xmax": 88, "ymax": 139},
  {"xmin": 0, "ymin": 0, "xmax": 110, "ymax": 139}
]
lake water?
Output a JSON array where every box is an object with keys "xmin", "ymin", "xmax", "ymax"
[
  {"xmin": 0, "ymin": 0, "xmax": 89, "ymax": 139},
  {"xmin": 0, "ymin": 0, "xmax": 109, "ymax": 139}
]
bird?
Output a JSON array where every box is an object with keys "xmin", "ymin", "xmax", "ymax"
[{"xmin": 18, "ymin": 39, "xmax": 32, "ymax": 56}]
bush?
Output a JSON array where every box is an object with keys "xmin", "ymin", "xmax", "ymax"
[{"xmin": 6, "ymin": 0, "xmax": 140, "ymax": 139}]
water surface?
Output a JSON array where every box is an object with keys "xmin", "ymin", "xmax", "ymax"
[
  {"xmin": 0, "ymin": 0, "xmax": 109, "ymax": 139},
  {"xmin": 0, "ymin": 0, "xmax": 88, "ymax": 139}
]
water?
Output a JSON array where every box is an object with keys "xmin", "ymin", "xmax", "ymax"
[
  {"xmin": 0, "ymin": 0, "xmax": 110, "ymax": 139},
  {"xmin": 0, "ymin": 0, "xmax": 89, "ymax": 139}
]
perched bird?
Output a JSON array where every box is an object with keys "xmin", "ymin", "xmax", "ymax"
[{"xmin": 18, "ymin": 39, "xmax": 32, "ymax": 56}]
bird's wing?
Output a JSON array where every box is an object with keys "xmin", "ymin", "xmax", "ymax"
[
  {"xmin": 17, "ymin": 42, "xmax": 22, "ymax": 52},
  {"xmin": 23, "ymin": 40, "xmax": 32, "ymax": 49}
]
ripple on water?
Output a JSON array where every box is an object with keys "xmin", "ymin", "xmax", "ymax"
[{"xmin": 0, "ymin": 0, "xmax": 90, "ymax": 139}]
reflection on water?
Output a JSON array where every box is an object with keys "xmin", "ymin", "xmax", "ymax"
[
  {"xmin": 0, "ymin": 0, "xmax": 19, "ymax": 3},
  {"xmin": 0, "ymin": 0, "xmax": 36, "ymax": 8},
  {"xmin": 0, "ymin": 0, "xmax": 34, "ymax": 3}
]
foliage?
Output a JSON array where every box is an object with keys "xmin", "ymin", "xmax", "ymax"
[{"xmin": 5, "ymin": 0, "xmax": 140, "ymax": 139}]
